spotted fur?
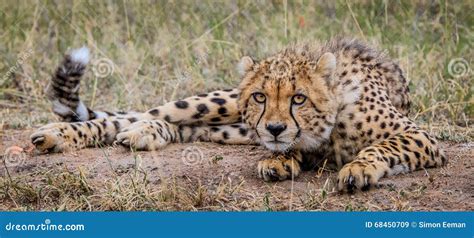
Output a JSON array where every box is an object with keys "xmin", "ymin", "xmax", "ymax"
[
  {"xmin": 47, "ymin": 47, "xmax": 139, "ymax": 121},
  {"xmin": 31, "ymin": 38, "xmax": 446, "ymax": 193},
  {"xmin": 237, "ymin": 38, "xmax": 446, "ymax": 192}
]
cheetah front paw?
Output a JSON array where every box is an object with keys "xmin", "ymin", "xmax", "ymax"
[
  {"xmin": 337, "ymin": 160, "xmax": 385, "ymax": 192},
  {"xmin": 257, "ymin": 153, "xmax": 301, "ymax": 181},
  {"xmin": 30, "ymin": 123, "xmax": 80, "ymax": 153},
  {"xmin": 116, "ymin": 120, "xmax": 171, "ymax": 151}
]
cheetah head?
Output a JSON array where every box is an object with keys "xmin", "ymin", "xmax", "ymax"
[{"xmin": 237, "ymin": 50, "xmax": 339, "ymax": 152}]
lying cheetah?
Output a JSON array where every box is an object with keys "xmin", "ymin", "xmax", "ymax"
[{"xmin": 31, "ymin": 38, "xmax": 447, "ymax": 192}]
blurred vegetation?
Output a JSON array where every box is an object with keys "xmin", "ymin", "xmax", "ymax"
[{"xmin": 0, "ymin": 0, "xmax": 472, "ymax": 139}]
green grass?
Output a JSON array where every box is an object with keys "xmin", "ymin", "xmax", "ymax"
[
  {"xmin": 0, "ymin": 0, "xmax": 474, "ymax": 210},
  {"xmin": 0, "ymin": 1, "xmax": 472, "ymax": 134},
  {"xmin": 0, "ymin": 1, "xmax": 472, "ymax": 211}
]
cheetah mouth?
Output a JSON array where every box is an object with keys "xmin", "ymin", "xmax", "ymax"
[
  {"xmin": 263, "ymin": 140, "xmax": 294, "ymax": 152},
  {"xmin": 269, "ymin": 140, "xmax": 285, "ymax": 144}
]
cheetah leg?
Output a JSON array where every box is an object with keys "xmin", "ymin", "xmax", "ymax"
[
  {"xmin": 337, "ymin": 129, "xmax": 447, "ymax": 192},
  {"xmin": 30, "ymin": 114, "xmax": 153, "ymax": 153},
  {"xmin": 117, "ymin": 122, "xmax": 258, "ymax": 151},
  {"xmin": 257, "ymin": 150, "xmax": 303, "ymax": 181},
  {"xmin": 115, "ymin": 120, "xmax": 182, "ymax": 150},
  {"xmin": 31, "ymin": 114, "xmax": 257, "ymax": 153}
]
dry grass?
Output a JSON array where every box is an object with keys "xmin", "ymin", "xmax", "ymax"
[
  {"xmin": 0, "ymin": 1, "xmax": 473, "ymax": 211},
  {"xmin": 0, "ymin": 166, "xmax": 421, "ymax": 211},
  {"xmin": 0, "ymin": 1, "xmax": 472, "ymax": 133},
  {"xmin": 1, "ymin": 138, "xmax": 472, "ymax": 211}
]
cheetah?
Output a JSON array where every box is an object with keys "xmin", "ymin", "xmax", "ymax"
[{"xmin": 31, "ymin": 38, "xmax": 447, "ymax": 192}]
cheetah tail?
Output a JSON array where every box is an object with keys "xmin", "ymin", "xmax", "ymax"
[{"xmin": 47, "ymin": 47, "xmax": 114, "ymax": 122}]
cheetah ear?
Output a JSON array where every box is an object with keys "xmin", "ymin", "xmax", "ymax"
[
  {"xmin": 316, "ymin": 52, "xmax": 337, "ymax": 75},
  {"xmin": 237, "ymin": 56, "xmax": 255, "ymax": 76}
]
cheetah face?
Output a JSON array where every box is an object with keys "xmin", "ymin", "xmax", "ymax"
[{"xmin": 237, "ymin": 52, "xmax": 338, "ymax": 152}]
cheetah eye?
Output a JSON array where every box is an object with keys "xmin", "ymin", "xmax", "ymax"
[
  {"xmin": 252, "ymin": 93, "xmax": 266, "ymax": 103},
  {"xmin": 292, "ymin": 94, "xmax": 307, "ymax": 105}
]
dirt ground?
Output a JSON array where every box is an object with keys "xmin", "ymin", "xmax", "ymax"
[{"xmin": 1, "ymin": 129, "xmax": 473, "ymax": 211}]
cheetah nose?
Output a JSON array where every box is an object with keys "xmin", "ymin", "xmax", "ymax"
[{"xmin": 266, "ymin": 123, "xmax": 287, "ymax": 137}]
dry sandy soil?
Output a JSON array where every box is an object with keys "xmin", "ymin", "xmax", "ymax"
[{"xmin": 1, "ymin": 129, "xmax": 473, "ymax": 211}]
